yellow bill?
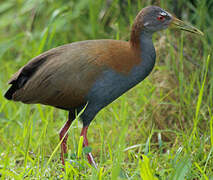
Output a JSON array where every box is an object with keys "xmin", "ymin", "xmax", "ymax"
[{"xmin": 170, "ymin": 17, "xmax": 204, "ymax": 35}]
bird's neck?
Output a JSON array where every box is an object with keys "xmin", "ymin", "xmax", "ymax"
[
  {"xmin": 129, "ymin": 30, "xmax": 156, "ymax": 82},
  {"xmin": 139, "ymin": 31, "xmax": 154, "ymax": 57},
  {"xmin": 130, "ymin": 28, "xmax": 155, "ymax": 61}
]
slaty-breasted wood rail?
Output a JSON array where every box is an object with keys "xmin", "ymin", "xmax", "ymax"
[{"xmin": 4, "ymin": 6, "xmax": 203, "ymax": 168}]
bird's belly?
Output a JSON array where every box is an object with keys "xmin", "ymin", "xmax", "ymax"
[{"xmin": 86, "ymin": 68, "xmax": 144, "ymax": 110}]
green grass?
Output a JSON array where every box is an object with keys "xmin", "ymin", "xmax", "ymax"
[{"xmin": 0, "ymin": 0, "xmax": 213, "ymax": 179}]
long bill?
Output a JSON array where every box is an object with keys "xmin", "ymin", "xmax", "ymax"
[{"xmin": 170, "ymin": 17, "xmax": 204, "ymax": 36}]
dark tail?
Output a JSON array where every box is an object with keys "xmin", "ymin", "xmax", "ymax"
[{"xmin": 4, "ymin": 83, "xmax": 18, "ymax": 100}]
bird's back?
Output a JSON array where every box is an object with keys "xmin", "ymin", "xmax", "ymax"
[{"xmin": 5, "ymin": 39, "xmax": 141, "ymax": 110}]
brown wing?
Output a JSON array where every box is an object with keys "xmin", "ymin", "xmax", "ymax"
[
  {"xmin": 5, "ymin": 41, "xmax": 103, "ymax": 109},
  {"xmin": 5, "ymin": 40, "xmax": 140, "ymax": 110},
  {"xmin": 4, "ymin": 47, "xmax": 61, "ymax": 100}
]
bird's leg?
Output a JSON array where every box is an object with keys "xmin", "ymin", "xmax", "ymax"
[
  {"xmin": 59, "ymin": 111, "xmax": 75, "ymax": 165},
  {"xmin": 80, "ymin": 126, "xmax": 97, "ymax": 169}
]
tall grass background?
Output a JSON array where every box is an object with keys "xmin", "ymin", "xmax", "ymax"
[{"xmin": 0, "ymin": 0, "xmax": 213, "ymax": 179}]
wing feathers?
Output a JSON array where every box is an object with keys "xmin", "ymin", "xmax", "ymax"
[{"xmin": 5, "ymin": 40, "xmax": 141, "ymax": 109}]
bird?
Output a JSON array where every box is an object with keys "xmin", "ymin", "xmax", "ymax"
[{"xmin": 4, "ymin": 6, "xmax": 203, "ymax": 168}]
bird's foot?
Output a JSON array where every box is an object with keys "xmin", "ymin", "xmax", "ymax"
[{"xmin": 87, "ymin": 152, "xmax": 97, "ymax": 169}]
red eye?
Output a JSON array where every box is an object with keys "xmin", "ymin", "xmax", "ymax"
[{"xmin": 157, "ymin": 15, "xmax": 165, "ymax": 21}]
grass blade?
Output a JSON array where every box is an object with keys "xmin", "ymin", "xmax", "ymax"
[
  {"xmin": 192, "ymin": 55, "xmax": 211, "ymax": 138},
  {"xmin": 139, "ymin": 155, "xmax": 157, "ymax": 180}
]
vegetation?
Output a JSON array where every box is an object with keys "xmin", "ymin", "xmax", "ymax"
[{"xmin": 0, "ymin": 0, "xmax": 213, "ymax": 179}]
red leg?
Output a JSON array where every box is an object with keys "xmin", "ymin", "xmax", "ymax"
[
  {"xmin": 59, "ymin": 112, "xmax": 74, "ymax": 165},
  {"xmin": 80, "ymin": 126, "xmax": 97, "ymax": 169}
]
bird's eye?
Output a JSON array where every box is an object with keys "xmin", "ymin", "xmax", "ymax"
[{"xmin": 157, "ymin": 15, "xmax": 165, "ymax": 21}]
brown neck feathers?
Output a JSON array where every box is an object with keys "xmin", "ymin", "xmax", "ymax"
[{"xmin": 130, "ymin": 9, "xmax": 146, "ymax": 48}]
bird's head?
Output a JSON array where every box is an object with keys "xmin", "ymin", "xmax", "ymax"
[{"xmin": 133, "ymin": 6, "xmax": 203, "ymax": 35}]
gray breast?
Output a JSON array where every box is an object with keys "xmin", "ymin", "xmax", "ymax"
[
  {"xmin": 80, "ymin": 31, "xmax": 156, "ymax": 125},
  {"xmin": 86, "ymin": 55, "xmax": 155, "ymax": 110}
]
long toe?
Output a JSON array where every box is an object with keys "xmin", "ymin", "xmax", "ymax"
[{"xmin": 87, "ymin": 152, "xmax": 97, "ymax": 169}]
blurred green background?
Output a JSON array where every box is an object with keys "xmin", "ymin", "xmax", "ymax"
[{"xmin": 0, "ymin": 0, "xmax": 213, "ymax": 179}]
